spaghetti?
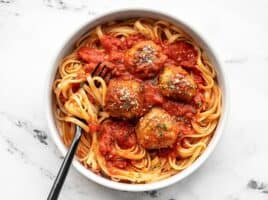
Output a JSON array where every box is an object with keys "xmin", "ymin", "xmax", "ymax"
[{"xmin": 53, "ymin": 18, "xmax": 221, "ymax": 183}]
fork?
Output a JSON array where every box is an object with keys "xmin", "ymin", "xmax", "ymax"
[{"xmin": 47, "ymin": 63, "xmax": 109, "ymax": 200}]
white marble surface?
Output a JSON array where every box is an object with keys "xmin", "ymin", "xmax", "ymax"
[{"xmin": 0, "ymin": 0, "xmax": 268, "ymax": 199}]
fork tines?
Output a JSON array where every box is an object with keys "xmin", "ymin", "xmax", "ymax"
[{"xmin": 91, "ymin": 62, "xmax": 111, "ymax": 83}]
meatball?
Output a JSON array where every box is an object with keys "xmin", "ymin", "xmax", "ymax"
[
  {"xmin": 136, "ymin": 108, "xmax": 178, "ymax": 149},
  {"xmin": 105, "ymin": 79, "xmax": 144, "ymax": 119},
  {"xmin": 125, "ymin": 41, "xmax": 167, "ymax": 79},
  {"xmin": 159, "ymin": 66, "xmax": 197, "ymax": 102}
]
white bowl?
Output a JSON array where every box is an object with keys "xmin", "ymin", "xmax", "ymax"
[{"xmin": 45, "ymin": 8, "xmax": 229, "ymax": 192}]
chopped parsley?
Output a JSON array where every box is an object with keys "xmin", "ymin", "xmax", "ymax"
[
  {"xmin": 158, "ymin": 123, "xmax": 168, "ymax": 131},
  {"xmin": 121, "ymin": 101, "xmax": 133, "ymax": 111},
  {"xmin": 159, "ymin": 131, "xmax": 163, "ymax": 137},
  {"xmin": 197, "ymin": 101, "xmax": 202, "ymax": 108},
  {"xmin": 156, "ymin": 123, "xmax": 168, "ymax": 137}
]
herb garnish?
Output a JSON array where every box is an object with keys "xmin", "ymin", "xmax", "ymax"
[{"xmin": 156, "ymin": 123, "xmax": 168, "ymax": 137}]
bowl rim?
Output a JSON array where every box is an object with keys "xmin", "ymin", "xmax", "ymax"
[{"xmin": 45, "ymin": 8, "xmax": 229, "ymax": 192}]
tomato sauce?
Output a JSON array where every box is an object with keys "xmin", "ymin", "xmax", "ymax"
[
  {"xmin": 78, "ymin": 34, "xmax": 198, "ymax": 76},
  {"xmin": 84, "ymin": 63, "xmax": 96, "ymax": 74},
  {"xmin": 78, "ymin": 47, "xmax": 105, "ymax": 63},
  {"xmin": 107, "ymin": 158, "xmax": 128, "ymax": 169},
  {"xmin": 125, "ymin": 34, "xmax": 145, "ymax": 48},
  {"xmin": 76, "ymin": 33, "xmax": 203, "ymax": 165},
  {"xmin": 177, "ymin": 122, "xmax": 195, "ymax": 135},
  {"xmin": 193, "ymin": 91, "xmax": 205, "ymax": 108},
  {"xmin": 86, "ymin": 92, "xmax": 97, "ymax": 105},
  {"xmin": 71, "ymin": 83, "xmax": 80, "ymax": 93},
  {"xmin": 59, "ymin": 93, "xmax": 67, "ymax": 104},
  {"xmin": 162, "ymin": 100, "xmax": 196, "ymax": 119},
  {"xmin": 100, "ymin": 35, "xmax": 127, "ymax": 51},
  {"xmin": 192, "ymin": 70, "xmax": 205, "ymax": 85},
  {"xmin": 88, "ymin": 122, "xmax": 100, "ymax": 133},
  {"xmin": 108, "ymin": 51, "xmax": 125, "ymax": 64},
  {"xmin": 157, "ymin": 147, "xmax": 174, "ymax": 157},
  {"xmin": 144, "ymin": 82, "xmax": 164, "ymax": 107},
  {"xmin": 99, "ymin": 121, "xmax": 137, "ymax": 169},
  {"xmin": 163, "ymin": 41, "xmax": 197, "ymax": 67}
]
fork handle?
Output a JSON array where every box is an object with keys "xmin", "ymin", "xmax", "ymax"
[{"xmin": 47, "ymin": 126, "xmax": 82, "ymax": 200}]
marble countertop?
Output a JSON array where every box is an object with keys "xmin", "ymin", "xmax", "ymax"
[{"xmin": 1, "ymin": 0, "xmax": 268, "ymax": 199}]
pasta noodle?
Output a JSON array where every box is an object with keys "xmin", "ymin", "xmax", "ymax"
[{"xmin": 53, "ymin": 18, "xmax": 221, "ymax": 183}]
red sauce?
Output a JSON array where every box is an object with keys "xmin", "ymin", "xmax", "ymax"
[
  {"xmin": 100, "ymin": 34, "xmax": 144, "ymax": 77},
  {"xmin": 125, "ymin": 34, "xmax": 145, "ymax": 48},
  {"xmin": 107, "ymin": 158, "xmax": 128, "ymax": 169},
  {"xmin": 59, "ymin": 93, "xmax": 67, "ymax": 104},
  {"xmin": 108, "ymin": 51, "xmax": 125, "ymax": 64},
  {"xmin": 163, "ymin": 41, "xmax": 197, "ymax": 67},
  {"xmin": 177, "ymin": 122, "xmax": 195, "ymax": 135},
  {"xmin": 98, "ymin": 126, "xmax": 113, "ymax": 157},
  {"xmin": 162, "ymin": 99, "xmax": 196, "ymax": 119},
  {"xmin": 144, "ymin": 82, "xmax": 164, "ymax": 108},
  {"xmin": 84, "ymin": 63, "xmax": 96, "ymax": 74},
  {"xmin": 111, "ymin": 122, "xmax": 136, "ymax": 149},
  {"xmin": 100, "ymin": 34, "xmax": 145, "ymax": 66},
  {"xmin": 86, "ymin": 92, "xmax": 97, "ymax": 105},
  {"xmin": 100, "ymin": 35, "xmax": 127, "ymax": 51},
  {"xmin": 193, "ymin": 91, "xmax": 205, "ymax": 108},
  {"xmin": 72, "ymin": 83, "xmax": 80, "ymax": 93},
  {"xmin": 76, "ymin": 34, "xmax": 206, "ymax": 166},
  {"xmin": 78, "ymin": 47, "xmax": 105, "ymax": 63},
  {"xmin": 189, "ymin": 68, "xmax": 205, "ymax": 86},
  {"xmin": 88, "ymin": 122, "xmax": 100, "ymax": 133},
  {"xmin": 99, "ymin": 121, "xmax": 137, "ymax": 169},
  {"xmin": 157, "ymin": 148, "xmax": 174, "ymax": 157}
]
